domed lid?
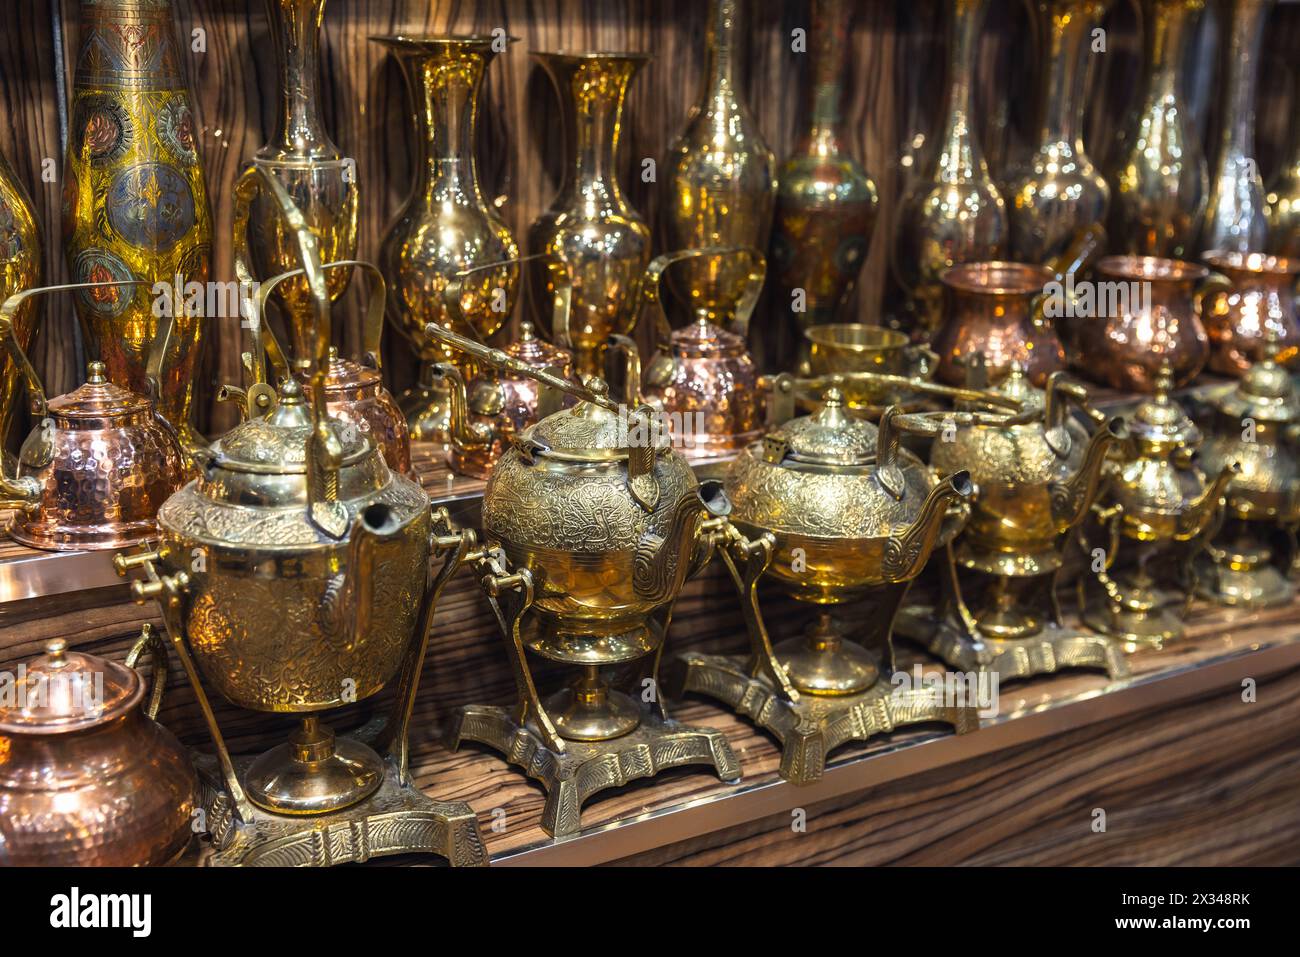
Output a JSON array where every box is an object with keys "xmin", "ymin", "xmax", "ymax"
[
  {"xmin": 210, "ymin": 378, "xmax": 373, "ymax": 473},
  {"xmin": 321, "ymin": 347, "xmax": 381, "ymax": 393},
  {"xmin": 522, "ymin": 376, "xmax": 667, "ymax": 460},
  {"xmin": 0, "ymin": 639, "xmax": 142, "ymax": 735},
  {"xmin": 763, "ymin": 388, "xmax": 878, "ymax": 467},
  {"xmin": 990, "ymin": 362, "xmax": 1045, "ymax": 412},
  {"xmin": 48, "ymin": 361, "xmax": 151, "ymax": 422},
  {"xmin": 504, "ymin": 322, "xmax": 570, "ymax": 368},
  {"xmin": 1212, "ymin": 345, "xmax": 1300, "ymax": 424},
  {"xmin": 1129, "ymin": 364, "xmax": 1201, "ymax": 450},
  {"xmin": 671, "ymin": 318, "xmax": 747, "ymax": 359}
]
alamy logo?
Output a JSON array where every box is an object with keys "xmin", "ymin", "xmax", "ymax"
[
  {"xmin": 1041, "ymin": 273, "xmax": 1152, "ymax": 320},
  {"xmin": 152, "ymin": 273, "xmax": 259, "ymax": 321},
  {"xmin": 890, "ymin": 664, "xmax": 1000, "ymax": 719},
  {"xmin": 615, "ymin": 405, "xmax": 709, "ymax": 450},
  {"xmin": 49, "ymin": 887, "xmax": 151, "ymax": 938},
  {"xmin": 0, "ymin": 665, "xmax": 103, "ymax": 716}
]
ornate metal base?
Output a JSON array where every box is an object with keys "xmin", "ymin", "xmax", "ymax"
[
  {"xmin": 1081, "ymin": 596, "xmax": 1183, "ymax": 652},
  {"xmin": 895, "ymin": 606, "xmax": 1129, "ymax": 681},
  {"xmin": 448, "ymin": 702, "xmax": 740, "ymax": 837},
  {"xmin": 667, "ymin": 651, "xmax": 979, "ymax": 785},
  {"xmin": 196, "ymin": 752, "xmax": 487, "ymax": 868},
  {"xmin": 1194, "ymin": 552, "xmax": 1295, "ymax": 608}
]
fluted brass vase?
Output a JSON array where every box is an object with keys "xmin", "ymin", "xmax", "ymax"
[
  {"xmin": 529, "ymin": 52, "xmax": 650, "ymax": 379},
  {"xmin": 376, "ymin": 35, "xmax": 520, "ymax": 443},
  {"xmin": 0, "ymin": 150, "xmax": 41, "ymax": 462},
  {"xmin": 664, "ymin": 0, "xmax": 777, "ymax": 340},
  {"xmin": 64, "ymin": 0, "xmax": 211, "ymax": 447},
  {"xmin": 1107, "ymin": 0, "xmax": 1208, "ymax": 259},
  {"xmin": 1004, "ymin": 0, "xmax": 1110, "ymax": 263},
  {"xmin": 769, "ymin": 0, "xmax": 878, "ymax": 370},
  {"xmin": 1200, "ymin": 0, "xmax": 1273, "ymax": 253},
  {"xmin": 895, "ymin": 0, "xmax": 1007, "ymax": 333},
  {"xmin": 236, "ymin": 0, "xmax": 358, "ymax": 338}
]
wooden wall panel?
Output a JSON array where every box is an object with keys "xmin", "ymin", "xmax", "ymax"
[{"xmin": 0, "ymin": 0, "xmax": 1296, "ymax": 437}]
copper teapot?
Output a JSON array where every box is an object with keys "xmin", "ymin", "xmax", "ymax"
[
  {"xmin": 0, "ymin": 629, "xmax": 196, "ymax": 866},
  {"xmin": 1201, "ymin": 250, "xmax": 1299, "ymax": 376},
  {"xmin": 0, "ymin": 282, "xmax": 186, "ymax": 550}
]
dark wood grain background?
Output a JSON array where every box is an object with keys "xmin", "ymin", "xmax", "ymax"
[{"xmin": 0, "ymin": 0, "xmax": 1297, "ymax": 438}]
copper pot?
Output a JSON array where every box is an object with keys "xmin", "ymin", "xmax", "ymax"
[
  {"xmin": 1200, "ymin": 250, "xmax": 1299, "ymax": 375},
  {"xmin": 0, "ymin": 282, "xmax": 186, "ymax": 550},
  {"xmin": 0, "ymin": 632, "xmax": 197, "ymax": 866},
  {"xmin": 934, "ymin": 261, "xmax": 1063, "ymax": 386},
  {"xmin": 1071, "ymin": 255, "xmax": 1222, "ymax": 391}
]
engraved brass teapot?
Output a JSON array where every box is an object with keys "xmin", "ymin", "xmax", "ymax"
[
  {"xmin": 1194, "ymin": 339, "xmax": 1300, "ymax": 607},
  {"xmin": 0, "ymin": 630, "xmax": 196, "ymax": 866},
  {"xmin": 115, "ymin": 172, "xmax": 483, "ymax": 866},
  {"xmin": 0, "ymin": 281, "xmax": 186, "ymax": 550},
  {"xmin": 1080, "ymin": 363, "xmax": 1238, "ymax": 647}
]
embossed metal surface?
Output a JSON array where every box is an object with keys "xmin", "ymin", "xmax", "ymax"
[
  {"xmin": 0, "ymin": 149, "xmax": 41, "ymax": 465},
  {"xmin": 1200, "ymin": 251, "xmax": 1299, "ymax": 376}
]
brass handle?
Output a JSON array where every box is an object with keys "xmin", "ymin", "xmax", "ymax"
[
  {"xmin": 125, "ymin": 623, "xmax": 169, "ymax": 722},
  {"xmin": 606, "ymin": 333, "xmax": 643, "ymax": 406},
  {"xmin": 643, "ymin": 246, "xmax": 765, "ymax": 339},
  {"xmin": 439, "ymin": 253, "xmax": 573, "ymax": 351}
]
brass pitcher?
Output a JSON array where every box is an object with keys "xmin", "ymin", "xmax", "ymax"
[
  {"xmin": 374, "ymin": 35, "xmax": 520, "ymax": 443},
  {"xmin": 64, "ymin": 0, "xmax": 211, "ymax": 447},
  {"xmin": 115, "ymin": 169, "xmax": 485, "ymax": 868},
  {"xmin": 1200, "ymin": 250, "xmax": 1299, "ymax": 375},
  {"xmin": 0, "ymin": 630, "xmax": 196, "ymax": 866},
  {"xmin": 0, "ymin": 281, "xmax": 185, "ymax": 550},
  {"xmin": 0, "ymin": 149, "xmax": 41, "ymax": 465},
  {"xmin": 528, "ymin": 51, "xmax": 651, "ymax": 380}
]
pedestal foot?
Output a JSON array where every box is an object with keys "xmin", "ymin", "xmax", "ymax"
[
  {"xmin": 449, "ymin": 701, "xmax": 740, "ymax": 837},
  {"xmin": 667, "ymin": 651, "xmax": 979, "ymax": 786}
]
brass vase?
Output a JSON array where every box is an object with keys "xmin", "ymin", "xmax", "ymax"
[
  {"xmin": 64, "ymin": 0, "xmax": 212, "ymax": 447},
  {"xmin": 1004, "ymin": 0, "xmax": 1110, "ymax": 264},
  {"xmin": 1200, "ymin": 0, "xmax": 1273, "ymax": 253},
  {"xmin": 236, "ymin": 0, "xmax": 358, "ymax": 339},
  {"xmin": 769, "ymin": 0, "xmax": 878, "ymax": 370},
  {"xmin": 376, "ymin": 36, "xmax": 520, "ymax": 443},
  {"xmin": 1107, "ymin": 0, "xmax": 1208, "ymax": 259},
  {"xmin": 0, "ymin": 150, "xmax": 41, "ymax": 461},
  {"xmin": 529, "ymin": 52, "xmax": 651, "ymax": 379},
  {"xmin": 1264, "ymin": 74, "xmax": 1300, "ymax": 256},
  {"xmin": 664, "ymin": 0, "xmax": 777, "ymax": 339},
  {"xmin": 894, "ymin": 0, "xmax": 1007, "ymax": 334}
]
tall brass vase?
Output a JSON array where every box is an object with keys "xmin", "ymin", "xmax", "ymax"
[
  {"xmin": 64, "ymin": 0, "xmax": 211, "ymax": 446},
  {"xmin": 1266, "ymin": 133, "xmax": 1300, "ymax": 257},
  {"xmin": 664, "ymin": 0, "xmax": 776, "ymax": 333},
  {"xmin": 1004, "ymin": 0, "xmax": 1110, "ymax": 263},
  {"xmin": 238, "ymin": 0, "xmax": 358, "ymax": 336},
  {"xmin": 377, "ymin": 36, "xmax": 520, "ymax": 442},
  {"xmin": 769, "ymin": 0, "xmax": 878, "ymax": 370},
  {"xmin": 894, "ymin": 0, "xmax": 1007, "ymax": 333},
  {"xmin": 1107, "ymin": 0, "xmax": 1208, "ymax": 259},
  {"xmin": 0, "ymin": 150, "xmax": 42, "ymax": 460},
  {"xmin": 1200, "ymin": 0, "xmax": 1274, "ymax": 253},
  {"xmin": 528, "ymin": 52, "xmax": 650, "ymax": 379}
]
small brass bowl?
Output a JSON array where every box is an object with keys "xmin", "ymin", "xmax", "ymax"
[{"xmin": 805, "ymin": 324, "xmax": 936, "ymax": 407}]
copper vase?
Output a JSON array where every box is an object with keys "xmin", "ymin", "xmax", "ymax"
[
  {"xmin": 894, "ymin": 0, "xmax": 1008, "ymax": 333},
  {"xmin": 375, "ymin": 35, "xmax": 520, "ymax": 443},
  {"xmin": 1200, "ymin": 0, "xmax": 1273, "ymax": 253},
  {"xmin": 64, "ymin": 0, "xmax": 211, "ymax": 447},
  {"xmin": 0, "ymin": 150, "xmax": 41, "ymax": 464},
  {"xmin": 1201, "ymin": 250, "xmax": 1299, "ymax": 374},
  {"xmin": 664, "ymin": 0, "xmax": 777, "ymax": 338},
  {"xmin": 1107, "ymin": 0, "xmax": 1208, "ymax": 259},
  {"xmin": 1004, "ymin": 0, "xmax": 1110, "ymax": 264},
  {"xmin": 528, "ymin": 52, "xmax": 651, "ymax": 379},
  {"xmin": 769, "ymin": 0, "xmax": 878, "ymax": 370},
  {"xmin": 934, "ymin": 261, "xmax": 1064, "ymax": 386}
]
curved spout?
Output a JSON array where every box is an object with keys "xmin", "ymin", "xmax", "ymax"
[
  {"xmin": 1176, "ymin": 461, "xmax": 1240, "ymax": 541},
  {"xmin": 430, "ymin": 362, "xmax": 491, "ymax": 451},
  {"xmin": 880, "ymin": 471, "xmax": 974, "ymax": 583},
  {"xmin": 340, "ymin": 503, "xmax": 406, "ymax": 647},
  {"xmin": 1049, "ymin": 417, "xmax": 1126, "ymax": 533},
  {"xmin": 632, "ymin": 485, "xmax": 717, "ymax": 605}
]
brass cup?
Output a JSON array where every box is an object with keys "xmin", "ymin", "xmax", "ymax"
[{"xmin": 805, "ymin": 324, "xmax": 934, "ymax": 407}]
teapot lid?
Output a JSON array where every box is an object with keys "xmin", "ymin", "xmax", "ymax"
[
  {"xmin": 49, "ymin": 361, "xmax": 151, "ymax": 422},
  {"xmin": 0, "ymin": 639, "xmax": 142, "ymax": 735},
  {"xmin": 1129, "ymin": 365, "xmax": 1200, "ymax": 449},
  {"xmin": 504, "ymin": 321, "xmax": 570, "ymax": 367},
  {"xmin": 671, "ymin": 318, "xmax": 747, "ymax": 359},
  {"xmin": 764, "ymin": 388, "xmax": 878, "ymax": 467},
  {"xmin": 210, "ymin": 377, "xmax": 372, "ymax": 473},
  {"xmin": 321, "ymin": 347, "xmax": 381, "ymax": 394},
  {"xmin": 1213, "ymin": 348, "xmax": 1300, "ymax": 423},
  {"xmin": 523, "ymin": 376, "xmax": 666, "ymax": 459}
]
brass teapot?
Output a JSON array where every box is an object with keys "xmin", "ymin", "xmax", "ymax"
[
  {"xmin": 426, "ymin": 319, "xmax": 743, "ymax": 834},
  {"xmin": 609, "ymin": 246, "xmax": 766, "ymax": 460},
  {"xmin": 1080, "ymin": 363, "xmax": 1238, "ymax": 647},
  {"xmin": 0, "ymin": 281, "xmax": 186, "ymax": 550},
  {"xmin": 437, "ymin": 254, "xmax": 577, "ymax": 479},
  {"xmin": 1194, "ymin": 339, "xmax": 1300, "ymax": 607},
  {"xmin": 115, "ymin": 171, "xmax": 483, "ymax": 867},
  {"xmin": 0, "ymin": 630, "xmax": 196, "ymax": 866}
]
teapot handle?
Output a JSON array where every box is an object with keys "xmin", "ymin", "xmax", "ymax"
[
  {"xmin": 1194, "ymin": 269, "xmax": 1234, "ymax": 320},
  {"xmin": 642, "ymin": 246, "xmax": 765, "ymax": 339},
  {"xmin": 125, "ymin": 622, "xmax": 169, "ymax": 721},
  {"xmin": 439, "ymin": 253, "xmax": 573, "ymax": 351}
]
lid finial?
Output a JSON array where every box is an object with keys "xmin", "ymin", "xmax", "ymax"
[{"xmin": 86, "ymin": 362, "xmax": 106, "ymax": 384}]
